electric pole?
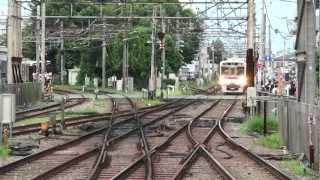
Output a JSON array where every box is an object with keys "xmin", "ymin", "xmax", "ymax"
[
  {"xmin": 122, "ymin": 37, "xmax": 128, "ymax": 92},
  {"xmin": 36, "ymin": 5, "xmax": 41, "ymax": 82},
  {"xmin": 148, "ymin": 6, "xmax": 157, "ymax": 99},
  {"xmin": 41, "ymin": 1, "xmax": 46, "ymax": 74},
  {"xmin": 246, "ymin": 0, "xmax": 255, "ymax": 87},
  {"xmin": 60, "ymin": 20, "xmax": 64, "ymax": 85},
  {"xmin": 258, "ymin": 0, "xmax": 266, "ymax": 89},
  {"xmin": 296, "ymin": 0, "xmax": 316, "ymax": 104},
  {"xmin": 160, "ymin": 6, "xmax": 166, "ymax": 99},
  {"xmin": 7, "ymin": 0, "xmax": 22, "ymax": 84},
  {"xmin": 7, "ymin": 0, "xmax": 13, "ymax": 84},
  {"xmin": 268, "ymin": 24, "xmax": 273, "ymax": 79},
  {"xmin": 211, "ymin": 45, "xmax": 215, "ymax": 81},
  {"xmin": 102, "ymin": 23, "xmax": 107, "ymax": 89}
]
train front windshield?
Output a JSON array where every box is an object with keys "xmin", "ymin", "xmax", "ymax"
[{"xmin": 221, "ymin": 66, "xmax": 245, "ymax": 76}]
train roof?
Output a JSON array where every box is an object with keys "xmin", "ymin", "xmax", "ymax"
[{"xmin": 220, "ymin": 57, "xmax": 245, "ymax": 64}]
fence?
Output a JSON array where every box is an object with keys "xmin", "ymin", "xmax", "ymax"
[
  {"xmin": 0, "ymin": 82, "xmax": 42, "ymax": 106},
  {"xmin": 258, "ymin": 97, "xmax": 320, "ymax": 170}
]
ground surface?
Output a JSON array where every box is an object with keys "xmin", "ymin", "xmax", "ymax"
[
  {"xmin": 225, "ymin": 121, "xmax": 318, "ymax": 180},
  {"xmin": 6, "ymin": 93, "xmax": 319, "ymax": 179}
]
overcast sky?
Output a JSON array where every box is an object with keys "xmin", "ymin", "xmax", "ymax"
[
  {"xmin": 185, "ymin": 0, "xmax": 296, "ymax": 54},
  {"xmin": 0, "ymin": 0, "xmax": 297, "ymax": 53}
]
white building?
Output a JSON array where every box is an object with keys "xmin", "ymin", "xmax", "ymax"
[
  {"xmin": 0, "ymin": 47, "xmax": 7, "ymax": 84},
  {"xmin": 179, "ymin": 61, "xmax": 198, "ymax": 80}
]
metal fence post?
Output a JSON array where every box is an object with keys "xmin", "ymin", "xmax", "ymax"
[
  {"xmin": 61, "ymin": 97, "xmax": 65, "ymax": 129},
  {"xmin": 257, "ymin": 92, "xmax": 261, "ymax": 115}
]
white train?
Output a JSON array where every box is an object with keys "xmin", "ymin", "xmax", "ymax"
[{"xmin": 219, "ymin": 57, "xmax": 246, "ymax": 94}]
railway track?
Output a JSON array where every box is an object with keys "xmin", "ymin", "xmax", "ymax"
[
  {"xmin": 4, "ymin": 99, "xmax": 291, "ymax": 180},
  {"xmin": 13, "ymin": 89, "xmax": 139, "ymax": 136},
  {"xmin": 97, "ymin": 100, "xmax": 291, "ymax": 180},
  {"xmin": 16, "ymin": 89, "xmax": 87, "ymax": 121},
  {"xmin": 174, "ymin": 100, "xmax": 291, "ymax": 180},
  {"xmin": 0, "ymin": 100, "xmax": 193, "ymax": 180},
  {"xmin": 45, "ymin": 100, "xmax": 194, "ymax": 180},
  {"xmin": 12, "ymin": 97, "xmax": 179, "ymax": 136}
]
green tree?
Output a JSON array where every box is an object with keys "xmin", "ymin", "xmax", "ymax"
[
  {"xmin": 22, "ymin": 0, "xmax": 202, "ymax": 88},
  {"xmin": 211, "ymin": 39, "xmax": 225, "ymax": 64}
]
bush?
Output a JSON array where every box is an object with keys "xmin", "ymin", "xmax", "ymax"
[
  {"xmin": 0, "ymin": 146, "xmax": 10, "ymax": 157},
  {"xmin": 143, "ymin": 99, "xmax": 162, "ymax": 106},
  {"xmin": 255, "ymin": 133, "xmax": 282, "ymax": 149},
  {"xmin": 284, "ymin": 160, "xmax": 313, "ymax": 177},
  {"xmin": 241, "ymin": 115, "xmax": 278, "ymax": 135}
]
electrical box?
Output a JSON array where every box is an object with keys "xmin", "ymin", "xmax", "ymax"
[
  {"xmin": 0, "ymin": 94, "xmax": 16, "ymax": 124},
  {"xmin": 246, "ymin": 87, "xmax": 257, "ymax": 107}
]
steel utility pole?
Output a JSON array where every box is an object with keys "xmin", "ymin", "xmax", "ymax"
[
  {"xmin": 148, "ymin": 7, "xmax": 157, "ymax": 99},
  {"xmin": 60, "ymin": 20, "xmax": 64, "ymax": 85},
  {"xmin": 41, "ymin": 1, "xmax": 46, "ymax": 74},
  {"xmin": 258, "ymin": 0, "xmax": 266, "ymax": 89},
  {"xmin": 35, "ymin": 5, "xmax": 41, "ymax": 82},
  {"xmin": 160, "ymin": 6, "xmax": 166, "ymax": 99},
  {"xmin": 268, "ymin": 24, "xmax": 273, "ymax": 79},
  {"xmin": 246, "ymin": 0, "xmax": 255, "ymax": 87},
  {"xmin": 122, "ymin": 37, "xmax": 128, "ymax": 92},
  {"xmin": 102, "ymin": 23, "xmax": 107, "ymax": 89},
  {"xmin": 211, "ymin": 45, "xmax": 215, "ymax": 81}
]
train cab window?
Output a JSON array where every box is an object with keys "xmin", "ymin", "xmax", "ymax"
[
  {"xmin": 221, "ymin": 67, "xmax": 230, "ymax": 75},
  {"xmin": 236, "ymin": 67, "xmax": 245, "ymax": 75}
]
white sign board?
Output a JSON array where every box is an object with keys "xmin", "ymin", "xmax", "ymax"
[
  {"xmin": 93, "ymin": 78, "xmax": 99, "ymax": 88},
  {"xmin": 117, "ymin": 80, "xmax": 123, "ymax": 91},
  {"xmin": 246, "ymin": 87, "xmax": 257, "ymax": 107},
  {"xmin": 85, "ymin": 76, "xmax": 90, "ymax": 86},
  {"xmin": 0, "ymin": 94, "xmax": 16, "ymax": 123}
]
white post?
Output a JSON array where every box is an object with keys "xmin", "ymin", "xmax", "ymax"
[
  {"xmin": 36, "ymin": 5, "xmax": 41, "ymax": 82},
  {"xmin": 102, "ymin": 23, "xmax": 107, "ymax": 89},
  {"xmin": 60, "ymin": 20, "xmax": 64, "ymax": 85},
  {"xmin": 41, "ymin": 1, "xmax": 46, "ymax": 74}
]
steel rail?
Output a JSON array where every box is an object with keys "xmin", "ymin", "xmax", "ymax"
[
  {"xmin": 110, "ymin": 100, "xmax": 223, "ymax": 179},
  {"xmin": 212, "ymin": 104, "xmax": 292, "ymax": 180},
  {"xmin": 187, "ymin": 99, "xmax": 221, "ymax": 145},
  {"xmin": 0, "ymin": 100, "xmax": 182, "ymax": 175},
  {"xmin": 110, "ymin": 122, "xmax": 190, "ymax": 180},
  {"xmin": 179, "ymin": 99, "xmax": 291, "ymax": 180},
  {"xmin": 86, "ymin": 94, "xmax": 134, "ymax": 180},
  {"xmin": 17, "ymin": 100, "xmax": 195, "ymax": 180},
  {"xmin": 32, "ymin": 100, "xmax": 118, "ymax": 180},
  {"xmin": 138, "ymin": 112, "xmax": 154, "ymax": 180},
  {"xmin": 173, "ymin": 100, "xmax": 236, "ymax": 180},
  {"xmin": 81, "ymin": 99, "xmax": 117, "ymax": 180},
  {"xmin": 85, "ymin": 100, "xmax": 196, "ymax": 180},
  {"xmin": 12, "ymin": 99, "xmax": 177, "ymax": 136},
  {"xmin": 16, "ymin": 89, "xmax": 87, "ymax": 121}
]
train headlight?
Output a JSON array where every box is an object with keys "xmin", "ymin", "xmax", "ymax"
[
  {"xmin": 239, "ymin": 76, "xmax": 247, "ymax": 86},
  {"xmin": 219, "ymin": 77, "xmax": 226, "ymax": 85}
]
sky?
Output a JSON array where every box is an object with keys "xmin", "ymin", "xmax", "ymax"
[
  {"xmin": 258, "ymin": 0, "xmax": 296, "ymax": 54},
  {"xmin": 185, "ymin": 0, "xmax": 297, "ymax": 55},
  {"xmin": 0, "ymin": 0, "xmax": 297, "ymax": 53}
]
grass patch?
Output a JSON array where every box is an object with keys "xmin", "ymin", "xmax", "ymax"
[
  {"xmin": 284, "ymin": 160, "xmax": 313, "ymax": 177},
  {"xmin": 255, "ymin": 133, "xmax": 282, "ymax": 149},
  {"xmin": 241, "ymin": 115, "xmax": 278, "ymax": 135},
  {"xmin": 143, "ymin": 99, "xmax": 162, "ymax": 106},
  {"xmin": 0, "ymin": 146, "xmax": 10, "ymax": 158},
  {"xmin": 15, "ymin": 116, "xmax": 49, "ymax": 126},
  {"xmin": 15, "ymin": 108, "xmax": 98, "ymax": 126}
]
